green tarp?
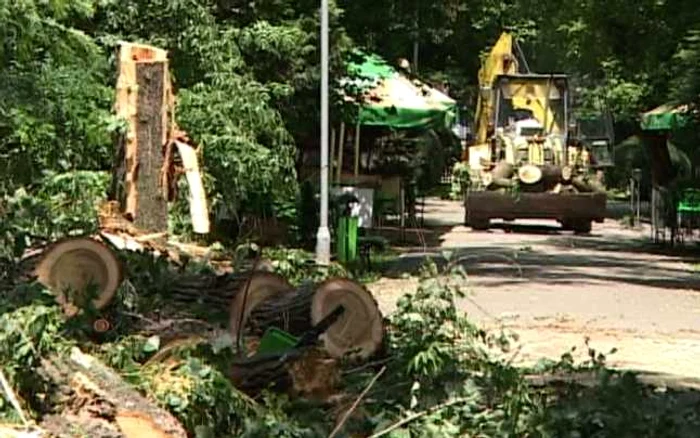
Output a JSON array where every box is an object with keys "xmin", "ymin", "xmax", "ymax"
[
  {"xmin": 640, "ymin": 104, "xmax": 690, "ymax": 131},
  {"xmin": 342, "ymin": 50, "xmax": 457, "ymax": 130}
]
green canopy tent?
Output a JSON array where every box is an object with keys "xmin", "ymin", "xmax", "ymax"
[
  {"xmin": 343, "ymin": 51, "xmax": 457, "ymax": 130},
  {"xmin": 639, "ymin": 103, "xmax": 696, "ymax": 242},
  {"xmin": 338, "ymin": 50, "xmax": 458, "ymax": 178},
  {"xmin": 640, "ymin": 104, "xmax": 690, "ymax": 131}
]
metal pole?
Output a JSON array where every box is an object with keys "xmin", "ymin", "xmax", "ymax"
[{"xmin": 315, "ymin": 0, "xmax": 331, "ymax": 264}]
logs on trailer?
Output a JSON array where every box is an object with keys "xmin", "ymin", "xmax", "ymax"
[
  {"xmin": 572, "ymin": 175, "xmax": 605, "ymax": 193},
  {"xmin": 38, "ymin": 348, "xmax": 187, "ymax": 438},
  {"xmin": 492, "ymin": 160, "xmax": 515, "ymax": 180},
  {"xmin": 540, "ymin": 164, "xmax": 563, "ymax": 191},
  {"xmin": 517, "ymin": 164, "xmax": 543, "ymax": 186},
  {"xmin": 482, "ymin": 160, "xmax": 515, "ymax": 190}
]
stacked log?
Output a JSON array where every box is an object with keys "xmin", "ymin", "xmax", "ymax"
[
  {"xmin": 229, "ymin": 276, "xmax": 385, "ymax": 394},
  {"xmin": 483, "ymin": 160, "xmax": 514, "ymax": 190},
  {"xmin": 572, "ymin": 175, "xmax": 605, "ymax": 193},
  {"xmin": 230, "ymin": 274, "xmax": 384, "ymax": 359}
]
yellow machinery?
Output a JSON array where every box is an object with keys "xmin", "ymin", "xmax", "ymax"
[{"xmin": 463, "ymin": 33, "xmax": 609, "ymax": 233}]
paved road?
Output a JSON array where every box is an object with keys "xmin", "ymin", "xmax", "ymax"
[{"xmin": 369, "ymin": 198, "xmax": 700, "ymax": 382}]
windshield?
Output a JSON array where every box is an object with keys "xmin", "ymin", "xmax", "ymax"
[{"xmin": 495, "ymin": 78, "xmax": 567, "ymax": 136}]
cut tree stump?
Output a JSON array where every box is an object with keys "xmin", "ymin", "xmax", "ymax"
[
  {"xmin": 311, "ymin": 278, "xmax": 384, "ymax": 360},
  {"xmin": 111, "ymin": 42, "xmax": 173, "ymax": 234},
  {"xmin": 133, "ymin": 61, "xmax": 169, "ymax": 233},
  {"xmin": 38, "ymin": 348, "xmax": 187, "ymax": 438},
  {"xmin": 33, "ymin": 237, "xmax": 123, "ymax": 316}
]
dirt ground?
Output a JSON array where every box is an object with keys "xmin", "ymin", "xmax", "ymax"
[{"xmin": 368, "ymin": 198, "xmax": 700, "ymax": 385}]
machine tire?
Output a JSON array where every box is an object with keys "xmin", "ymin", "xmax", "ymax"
[
  {"xmin": 560, "ymin": 219, "xmax": 574, "ymax": 231},
  {"xmin": 470, "ymin": 217, "xmax": 490, "ymax": 231},
  {"xmin": 573, "ymin": 220, "xmax": 592, "ymax": 234}
]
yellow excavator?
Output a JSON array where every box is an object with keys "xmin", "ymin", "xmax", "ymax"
[{"xmin": 463, "ymin": 32, "xmax": 612, "ymax": 233}]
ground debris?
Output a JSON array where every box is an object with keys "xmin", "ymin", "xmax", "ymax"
[{"xmin": 35, "ymin": 348, "xmax": 187, "ymax": 438}]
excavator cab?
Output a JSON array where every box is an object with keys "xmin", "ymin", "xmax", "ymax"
[
  {"xmin": 486, "ymin": 74, "xmax": 570, "ymax": 168},
  {"xmin": 494, "ymin": 74, "xmax": 568, "ymax": 138},
  {"xmin": 574, "ymin": 110, "xmax": 615, "ymax": 169}
]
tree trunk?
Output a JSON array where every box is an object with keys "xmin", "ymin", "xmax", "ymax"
[
  {"xmin": 37, "ymin": 348, "xmax": 187, "ymax": 438},
  {"xmin": 229, "ymin": 272, "xmax": 295, "ymax": 342},
  {"xmin": 247, "ymin": 282, "xmax": 316, "ymax": 336},
  {"xmin": 133, "ymin": 62, "xmax": 169, "ymax": 233},
  {"xmin": 111, "ymin": 42, "xmax": 172, "ymax": 232}
]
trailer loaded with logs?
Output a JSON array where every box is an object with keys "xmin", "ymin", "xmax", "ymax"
[{"xmin": 462, "ymin": 33, "xmax": 613, "ymax": 233}]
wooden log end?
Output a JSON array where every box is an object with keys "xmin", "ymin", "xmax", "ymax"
[
  {"xmin": 311, "ymin": 278, "xmax": 384, "ymax": 360},
  {"xmin": 517, "ymin": 164, "xmax": 543, "ymax": 185},
  {"xmin": 33, "ymin": 237, "xmax": 123, "ymax": 316}
]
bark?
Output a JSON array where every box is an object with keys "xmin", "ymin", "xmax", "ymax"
[
  {"xmin": 134, "ymin": 62, "xmax": 168, "ymax": 233},
  {"xmin": 572, "ymin": 175, "xmax": 605, "ymax": 193},
  {"xmin": 37, "ymin": 348, "xmax": 187, "ymax": 438},
  {"xmin": 247, "ymin": 282, "xmax": 316, "ymax": 336}
]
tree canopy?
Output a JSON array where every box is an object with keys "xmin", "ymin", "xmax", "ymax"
[{"xmin": 2, "ymin": 0, "xmax": 700, "ymax": 236}]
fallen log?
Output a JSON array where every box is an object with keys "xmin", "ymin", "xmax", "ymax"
[
  {"xmin": 37, "ymin": 347, "xmax": 186, "ymax": 438},
  {"xmin": 311, "ymin": 278, "xmax": 384, "ymax": 360},
  {"xmin": 229, "ymin": 271, "xmax": 295, "ymax": 343},
  {"xmin": 33, "ymin": 237, "xmax": 124, "ymax": 317},
  {"xmin": 247, "ymin": 281, "xmax": 317, "ymax": 335}
]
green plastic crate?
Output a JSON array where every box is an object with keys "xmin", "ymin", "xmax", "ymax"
[
  {"xmin": 257, "ymin": 327, "xmax": 298, "ymax": 355},
  {"xmin": 678, "ymin": 189, "xmax": 700, "ymax": 213},
  {"xmin": 336, "ymin": 216, "xmax": 359, "ymax": 263}
]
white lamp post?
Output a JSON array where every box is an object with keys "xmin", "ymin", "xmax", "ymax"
[{"xmin": 315, "ymin": 0, "xmax": 331, "ymax": 264}]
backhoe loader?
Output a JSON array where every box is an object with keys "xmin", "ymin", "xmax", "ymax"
[{"xmin": 463, "ymin": 33, "xmax": 613, "ymax": 233}]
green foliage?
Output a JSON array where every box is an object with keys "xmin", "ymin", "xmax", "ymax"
[
  {"xmin": 0, "ymin": 288, "xmax": 73, "ymax": 420},
  {"xmin": 0, "ymin": 0, "xmax": 114, "ymax": 195},
  {"xmin": 143, "ymin": 357, "xmax": 257, "ymax": 436},
  {"xmin": 262, "ymin": 247, "xmax": 347, "ymax": 286},
  {"xmin": 177, "ymin": 78, "xmax": 298, "ymax": 226},
  {"xmin": 363, "ymin": 258, "xmax": 536, "ymax": 437}
]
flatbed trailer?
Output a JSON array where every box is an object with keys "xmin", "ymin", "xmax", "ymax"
[{"xmin": 464, "ymin": 191, "xmax": 606, "ymax": 233}]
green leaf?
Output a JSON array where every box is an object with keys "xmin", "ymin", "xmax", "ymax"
[
  {"xmin": 210, "ymin": 332, "xmax": 234, "ymax": 354},
  {"xmin": 143, "ymin": 335, "xmax": 161, "ymax": 354}
]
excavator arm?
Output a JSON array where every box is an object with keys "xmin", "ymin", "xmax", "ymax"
[{"xmin": 473, "ymin": 33, "xmax": 518, "ymax": 145}]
